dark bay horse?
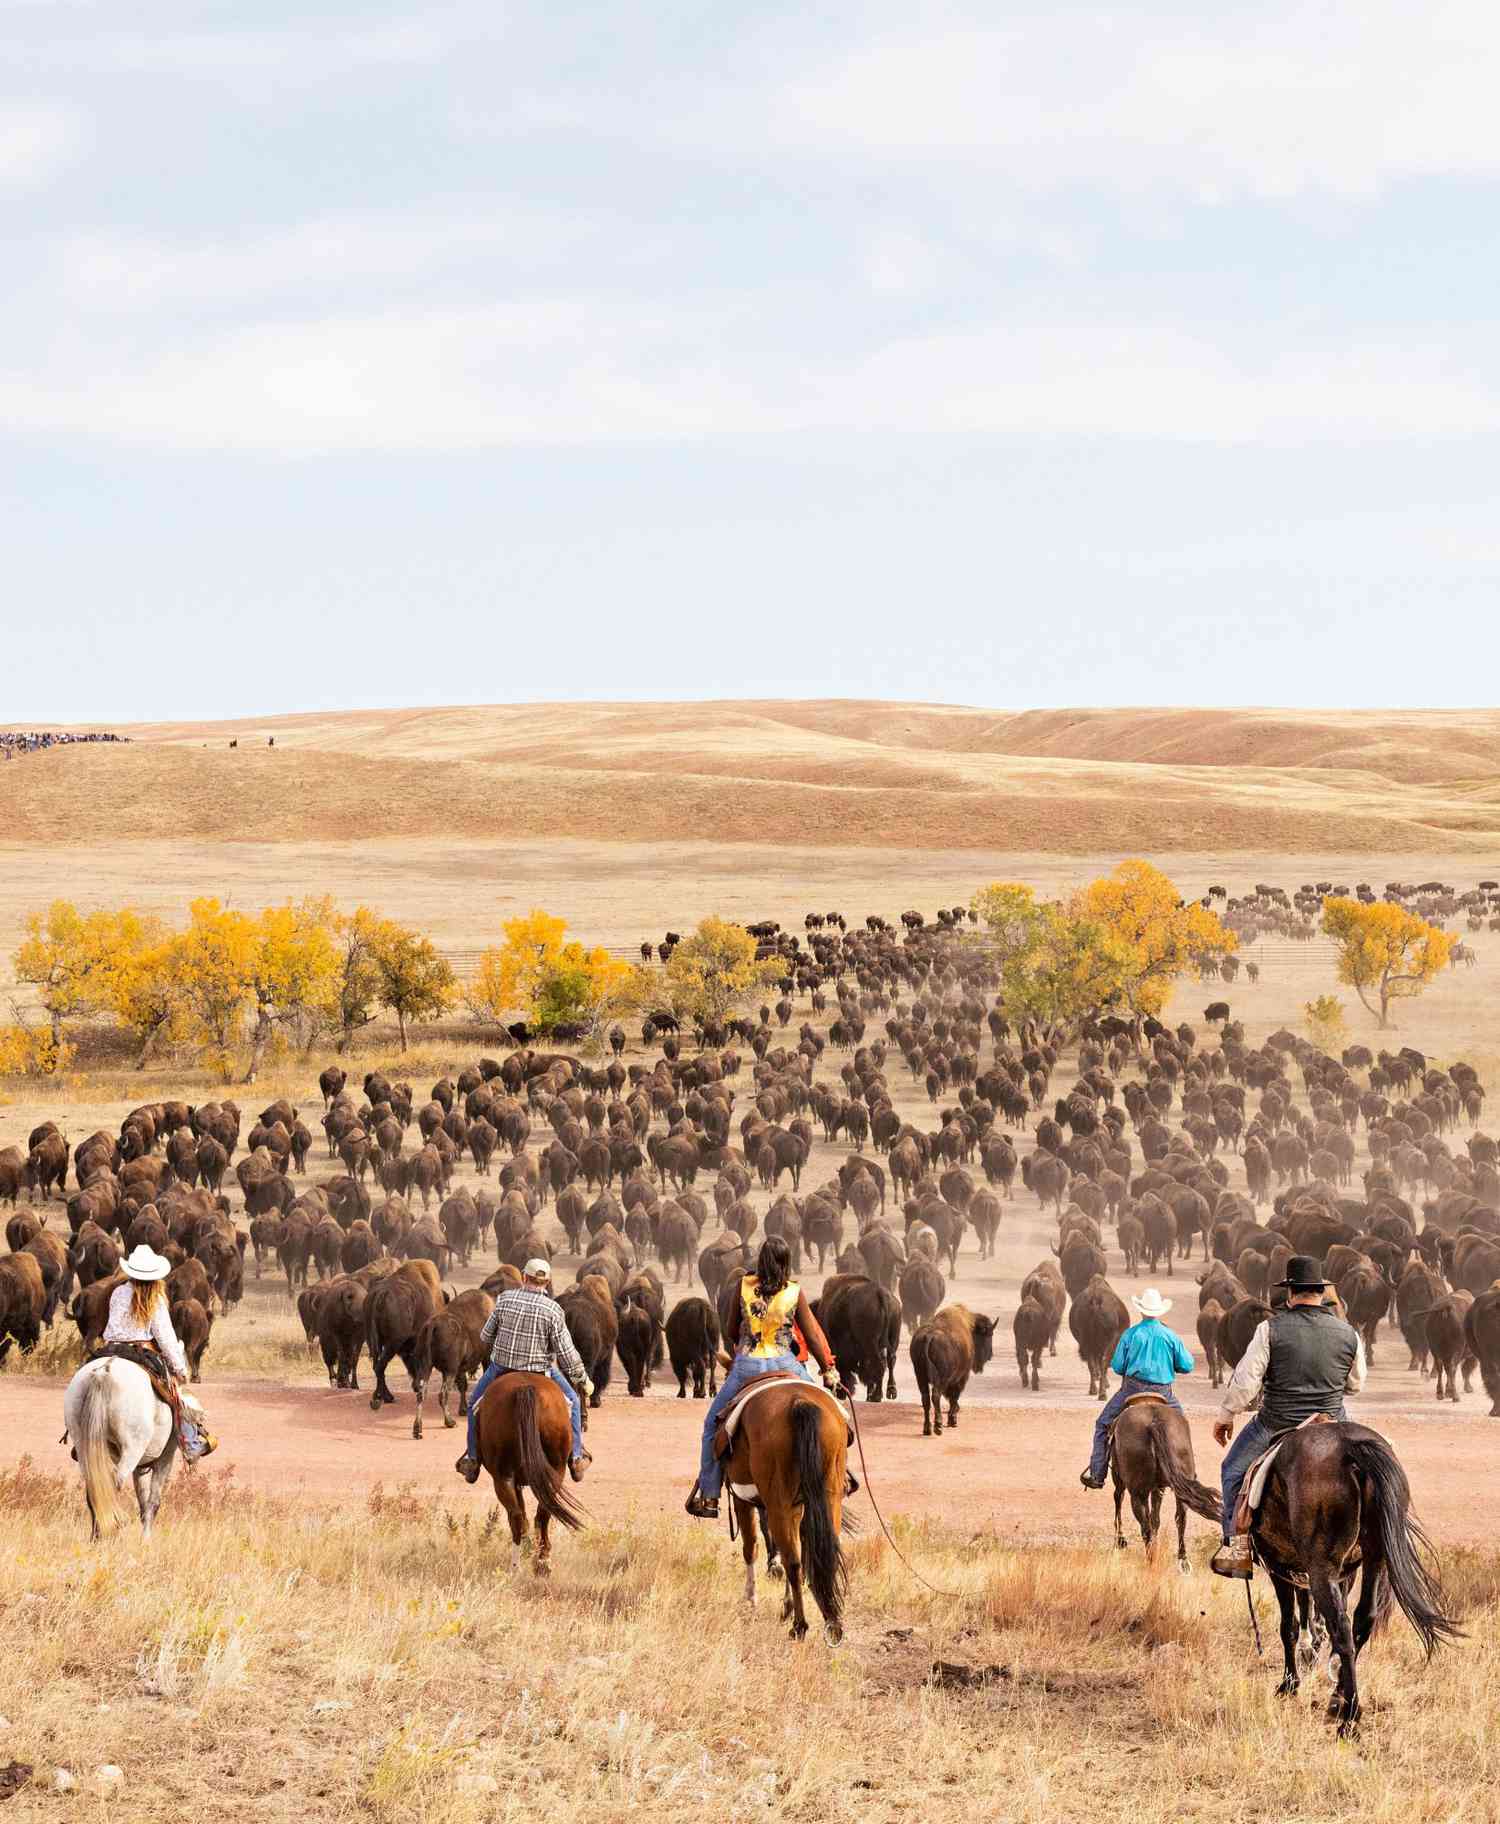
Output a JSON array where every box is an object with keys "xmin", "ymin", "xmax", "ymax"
[
  {"xmin": 1251, "ymin": 1421, "xmax": 1461, "ymax": 1733},
  {"xmin": 726, "ymin": 1381, "xmax": 848, "ymax": 1641},
  {"xmin": 1109, "ymin": 1398, "xmax": 1222, "ymax": 1569},
  {"xmin": 474, "ymin": 1371, "xmax": 585, "ymax": 1575}
]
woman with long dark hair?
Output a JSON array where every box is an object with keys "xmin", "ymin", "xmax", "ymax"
[{"xmin": 685, "ymin": 1236, "xmax": 841, "ymax": 1520}]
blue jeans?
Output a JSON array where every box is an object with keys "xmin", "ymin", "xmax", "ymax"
[
  {"xmin": 1220, "ymin": 1408, "xmax": 1347, "ymax": 1540},
  {"xmin": 698, "ymin": 1352, "xmax": 814, "ymax": 1500},
  {"xmin": 466, "ymin": 1363, "xmax": 584, "ymax": 1464},
  {"xmin": 1088, "ymin": 1377, "xmax": 1183, "ymax": 1481}
]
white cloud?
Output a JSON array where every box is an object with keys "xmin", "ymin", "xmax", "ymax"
[
  {"xmin": 52, "ymin": 210, "xmax": 592, "ymax": 310},
  {"xmin": 0, "ymin": 100, "xmax": 85, "ymax": 189},
  {"xmin": 777, "ymin": 3, "xmax": 1500, "ymax": 198},
  {"xmin": 0, "ymin": 303, "xmax": 1493, "ymax": 452}
]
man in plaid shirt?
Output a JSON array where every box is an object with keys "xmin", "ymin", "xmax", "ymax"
[{"xmin": 456, "ymin": 1259, "xmax": 592, "ymax": 1484}]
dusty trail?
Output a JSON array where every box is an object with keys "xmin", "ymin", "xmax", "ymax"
[{"xmin": 10, "ymin": 1369, "xmax": 1492, "ymax": 1551}]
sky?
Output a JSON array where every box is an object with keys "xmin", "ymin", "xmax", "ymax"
[{"xmin": 3, "ymin": 0, "xmax": 1498, "ymax": 723}]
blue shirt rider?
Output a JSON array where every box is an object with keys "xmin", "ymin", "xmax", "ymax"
[{"xmin": 1079, "ymin": 1287, "xmax": 1194, "ymax": 1489}]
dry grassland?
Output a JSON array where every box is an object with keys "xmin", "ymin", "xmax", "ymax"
[
  {"xmin": 8, "ymin": 702, "xmax": 1500, "ymax": 854},
  {"xmin": 3, "ymin": 1459, "xmax": 1496, "ymax": 1824}
]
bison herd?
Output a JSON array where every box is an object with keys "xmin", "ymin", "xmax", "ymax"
[{"xmin": 2, "ymin": 881, "xmax": 1499, "ymax": 1491}]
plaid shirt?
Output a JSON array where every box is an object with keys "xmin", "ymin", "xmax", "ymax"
[{"xmin": 481, "ymin": 1287, "xmax": 586, "ymax": 1385}]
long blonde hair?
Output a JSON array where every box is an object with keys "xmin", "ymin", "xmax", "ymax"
[{"xmin": 128, "ymin": 1279, "xmax": 164, "ymax": 1327}]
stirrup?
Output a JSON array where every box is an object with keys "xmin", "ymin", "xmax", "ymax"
[
  {"xmin": 1079, "ymin": 1469, "xmax": 1106, "ymax": 1490},
  {"xmin": 684, "ymin": 1489, "xmax": 719, "ymax": 1518},
  {"xmin": 1210, "ymin": 1537, "xmax": 1254, "ymax": 1580},
  {"xmin": 454, "ymin": 1453, "xmax": 481, "ymax": 1485}
]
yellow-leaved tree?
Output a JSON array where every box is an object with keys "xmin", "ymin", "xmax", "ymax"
[
  {"xmin": 164, "ymin": 897, "xmax": 338, "ymax": 1081},
  {"xmin": 13, "ymin": 900, "xmax": 112, "ymax": 1045},
  {"xmin": 242, "ymin": 899, "xmax": 341, "ymax": 1080},
  {"xmin": 1320, "ymin": 897, "xmax": 1452, "ymax": 1028},
  {"xmin": 91, "ymin": 909, "xmax": 182, "ymax": 1068},
  {"xmin": 471, "ymin": 909, "xmax": 641, "ymax": 1046},
  {"xmin": 164, "ymin": 898, "xmax": 259, "ymax": 1079},
  {"xmin": 1075, "ymin": 859, "xmax": 1236, "ymax": 1023},
  {"xmin": 367, "ymin": 920, "xmax": 455, "ymax": 1051},
  {"xmin": 997, "ymin": 904, "xmax": 1131, "ymax": 1033},
  {"xmin": 663, "ymin": 916, "xmax": 781, "ymax": 1027}
]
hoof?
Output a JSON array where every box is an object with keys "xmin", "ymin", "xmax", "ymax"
[
  {"xmin": 767, "ymin": 1562, "xmax": 784, "ymax": 1582},
  {"xmin": 443, "ymin": 1414, "xmax": 456, "ymax": 1428},
  {"xmin": 1176, "ymin": 1557, "xmax": 1191, "ymax": 1575},
  {"xmin": 824, "ymin": 1623, "xmax": 844, "ymax": 1646},
  {"xmin": 1275, "ymin": 1677, "xmax": 1299, "ymax": 1698},
  {"xmin": 534, "ymin": 1560, "xmax": 552, "ymax": 1579}
]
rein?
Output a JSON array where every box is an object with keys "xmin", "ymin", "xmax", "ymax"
[
  {"xmin": 841, "ymin": 1388, "xmax": 965, "ymax": 1601},
  {"xmin": 1243, "ymin": 1576, "xmax": 1263, "ymax": 1656}
]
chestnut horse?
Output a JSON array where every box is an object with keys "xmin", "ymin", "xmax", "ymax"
[
  {"xmin": 473, "ymin": 1371, "xmax": 585, "ymax": 1574},
  {"xmin": 1250, "ymin": 1421, "xmax": 1461, "ymax": 1733},
  {"xmin": 1109, "ymin": 1399, "xmax": 1221, "ymax": 1569},
  {"xmin": 726, "ymin": 1381, "xmax": 848, "ymax": 1641}
]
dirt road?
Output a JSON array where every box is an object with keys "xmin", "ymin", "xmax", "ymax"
[{"xmin": 12, "ymin": 1364, "xmax": 1493, "ymax": 1551}]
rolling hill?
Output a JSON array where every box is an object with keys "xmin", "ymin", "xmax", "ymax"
[{"xmin": 3, "ymin": 702, "xmax": 1497, "ymax": 852}]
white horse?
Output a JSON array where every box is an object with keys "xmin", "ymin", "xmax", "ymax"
[{"xmin": 63, "ymin": 1357, "xmax": 179, "ymax": 1539}]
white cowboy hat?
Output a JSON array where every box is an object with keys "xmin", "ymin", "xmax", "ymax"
[
  {"xmin": 122, "ymin": 1245, "xmax": 171, "ymax": 1282},
  {"xmin": 1132, "ymin": 1288, "xmax": 1172, "ymax": 1319},
  {"xmin": 522, "ymin": 1257, "xmax": 552, "ymax": 1281}
]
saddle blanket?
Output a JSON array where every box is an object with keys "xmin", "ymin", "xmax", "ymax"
[
  {"xmin": 715, "ymin": 1375, "xmax": 848, "ymax": 1502},
  {"xmin": 1236, "ymin": 1413, "xmax": 1337, "ymax": 1531}
]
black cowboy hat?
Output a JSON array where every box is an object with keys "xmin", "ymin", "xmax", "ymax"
[{"xmin": 1275, "ymin": 1255, "xmax": 1327, "ymax": 1291}]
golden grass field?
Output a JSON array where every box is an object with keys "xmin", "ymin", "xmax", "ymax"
[
  {"xmin": 2, "ymin": 701, "xmax": 1500, "ymax": 1819},
  {"xmin": 6, "ymin": 1458, "xmax": 1499, "ymax": 1824}
]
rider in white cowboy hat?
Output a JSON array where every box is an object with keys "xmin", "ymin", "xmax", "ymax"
[
  {"xmin": 1078, "ymin": 1286, "xmax": 1194, "ymax": 1490},
  {"xmin": 100, "ymin": 1246, "xmax": 215, "ymax": 1459}
]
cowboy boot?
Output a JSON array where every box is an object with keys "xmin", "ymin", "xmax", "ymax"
[
  {"xmin": 454, "ymin": 1452, "xmax": 481, "ymax": 1485},
  {"xmin": 1210, "ymin": 1535, "xmax": 1254, "ymax": 1579},
  {"xmin": 1079, "ymin": 1468, "xmax": 1106, "ymax": 1490},
  {"xmin": 569, "ymin": 1449, "xmax": 592, "ymax": 1483},
  {"xmin": 683, "ymin": 1479, "xmax": 719, "ymax": 1519}
]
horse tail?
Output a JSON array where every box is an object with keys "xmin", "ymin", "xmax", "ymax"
[
  {"xmin": 512, "ymin": 1383, "xmax": 585, "ymax": 1533},
  {"xmin": 76, "ymin": 1368, "xmax": 123, "ymax": 1538},
  {"xmin": 1343, "ymin": 1434, "xmax": 1462, "ymax": 1657},
  {"xmin": 1147, "ymin": 1420, "xmax": 1222, "ymax": 1525},
  {"xmin": 791, "ymin": 1398, "xmax": 846, "ymax": 1629}
]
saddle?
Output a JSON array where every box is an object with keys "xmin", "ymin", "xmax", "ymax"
[
  {"xmin": 1234, "ymin": 1412, "xmax": 1337, "ymax": 1536},
  {"xmin": 712, "ymin": 1373, "xmax": 850, "ymax": 1465},
  {"xmin": 89, "ymin": 1344, "xmax": 188, "ymax": 1441},
  {"xmin": 1119, "ymin": 1391, "xmax": 1168, "ymax": 1412}
]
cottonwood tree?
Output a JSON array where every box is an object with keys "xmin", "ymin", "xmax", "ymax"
[
  {"xmin": 1320, "ymin": 897, "xmax": 1452, "ymax": 1028},
  {"xmin": 663, "ymin": 917, "xmax": 781, "ymax": 1026}
]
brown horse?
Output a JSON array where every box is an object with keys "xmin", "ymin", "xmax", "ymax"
[
  {"xmin": 1250, "ymin": 1422, "xmax": 1461, "ymax": 1733},
  {"xmin": 473, "ymin": 1371, "xmax": 585, "ymax": 1575},
  {"xmin": 725, "ymin": 1381, "xmax": 848, "ymax": 1641},
  {"xmin": 1109, "ymin": 1399, "xmax": 1222, "ymax": 1569}
]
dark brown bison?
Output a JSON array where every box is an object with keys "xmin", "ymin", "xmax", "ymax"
[
  {"xmin": 898, "ymin": 1257, "xmax": 945, "ymax": 1334},
  {"xmin": 664, "ymin": 1296, "xmax": 720, "ymax": 1398},
  {"xmin": 559, "ymin": 1275, "xmax": 618, "ymax": 1415},
  {"xmin": 0, "ymin": 1251, "xmax": 47, "ymax": 1358},
  {"xmin": 1012, "ymin": 1296, "xmax": 1050, "ymax": 1390},
  {"xmin": 168, "ymin": 1295, "xmax": 213, "ymax": 1382},
  {"xmin": 910, "ymin": 1305, "xmax": 995, "ymax": 1436},
  {"xmin": 1463, "ymin": 1285, "xmax": 1500, "ymax": 1416},
  {"xmin": 1424, "ymin": 1291, "xmax": 1475, "ymax": 1402},
  {"xmin": 1069, "ymin": 1274, "xmax": 1129, "ymax": 1400},
  {"xmin": 817, "ymin": 1274, "xmax": 899, "ymax": 1403},
  {"xmin": 412, "ymin": 1287, "xmax": 494, "ymax": 1440},
  {"xmin": 365, "ymin": 1259, "xmax": 445, "ymax": 1408}
]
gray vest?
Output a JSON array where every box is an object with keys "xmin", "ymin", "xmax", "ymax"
[{"xmin": 1261, "ymin": 1305, "xmax": 1358, "ymax": 1431}]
